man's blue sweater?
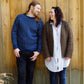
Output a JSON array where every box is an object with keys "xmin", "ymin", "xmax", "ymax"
[{"xmin": 11, "ymin": 14, "xmax": 43, "ymax": 53}]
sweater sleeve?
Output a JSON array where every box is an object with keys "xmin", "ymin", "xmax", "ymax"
[
  {"xmin": 37, "ymin": 20, "xmax": 43, "ymax": 53},
  {"xmin": 11, "ymin": 15, "xmax": 19, "ymax": 49}
]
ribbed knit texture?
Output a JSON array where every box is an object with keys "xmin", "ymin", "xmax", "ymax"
[{"xmin": 11, "ymin": 14, "xmax": 43, "ymax": 53}]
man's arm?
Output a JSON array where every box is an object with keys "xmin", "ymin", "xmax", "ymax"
[
  {"xmin": 30, "ymin": 20, "xmax": 43, "ymax": 61},
  {"xmin": 11, "ymin": 15, "xmax": 20, "ymax": 57}
]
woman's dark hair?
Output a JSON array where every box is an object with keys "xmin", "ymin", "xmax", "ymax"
[
  {"xmin": 49, "ymin": 7, "xmax": 63, "ymax": 27},
  {"xmin": 24, "ymin": 1, "xmax": 41, "ymax": 22}
]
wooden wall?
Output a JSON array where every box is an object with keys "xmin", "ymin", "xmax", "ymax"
[
  {"xmin": 0, "ymin": 0, "xmax": 84, "ymax": 84},
  {"xmin": 83, "ymin": 0, "xmax": 84, "ymax": 83}
]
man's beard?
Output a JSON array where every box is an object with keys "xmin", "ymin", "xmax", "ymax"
[
  {"xmin": 32, "ymin": 11, "xmax": 39, "ymax": 17},
  {"xmin": 33, "ymin": 13, "xmax": 37, "ymax": 17}
]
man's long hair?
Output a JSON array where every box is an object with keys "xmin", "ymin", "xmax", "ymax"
[{"xmin": 24, "ymin": 1, "xmax": 41, "ymax": 22}]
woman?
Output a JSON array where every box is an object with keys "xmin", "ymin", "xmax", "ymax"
[{"xmin": 42, "ymin": 7, "xmax": 73, "ymax": 84}]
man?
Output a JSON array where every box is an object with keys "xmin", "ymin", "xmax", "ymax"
[{"xmin": 11, "ymin": 1, "xmax": 43, "ymax": 84}]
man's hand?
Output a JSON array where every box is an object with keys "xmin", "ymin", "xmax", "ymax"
[
  {"xmin": 46, "ymin": 57, "xmax": 51, "ymax": 62},
  {"xmin": 14, "ymin": 48, "xmax": 20, "ymax": 57},
  {"xmin": 30, "ymin": 51, "xmax": 40, "ymax": 61}
]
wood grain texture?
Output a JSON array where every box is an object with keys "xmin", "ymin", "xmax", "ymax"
[
  {"xmin": 0, "ymin": 0, "xmax": 83, "ymax": 83},
  {"xmin": 68, "ymin": 0, "xmax": 79, "ymax": 70},
  {"xmin": 0, "ymin": 0, "xmax": 4, "ymax": 72},
  {"xmin": 45, "ymin": 0, "xmax": 57, "ymax": 21},
  {"xmin": 1, "ymin": 0, "xmax": 11, "ymax": 72},
  {"xmin": 0, "ymin": 0, "xmax": 83, "ymax": 71},
  {"xmin": 83, "ymin": 0, "xmax": 84, "ymax": 71},
  {"xmin": 79, "ymin": 0, "xmax": 83, "ymax": 71}
]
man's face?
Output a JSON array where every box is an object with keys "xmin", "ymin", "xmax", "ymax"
[{"xmin": 32, "ymin": 4, "xmax": 41, "ymax": 16}]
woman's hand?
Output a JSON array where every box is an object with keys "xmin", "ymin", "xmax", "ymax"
[
  {"xmin": 65, "ymin": 57, "xmax": 70, "ymax": 60},
  {"xmin": 46, "ymin": 57, "xmax": 51, "ymax": 62}
]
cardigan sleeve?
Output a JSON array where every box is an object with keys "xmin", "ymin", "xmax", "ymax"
[
  {"xmin": 42, "ymin": 23, "xmax": 51, "ymax": 58},
  {"xmin": 65, "ymin": 22, "xmax": 73, "ymax": 58}
]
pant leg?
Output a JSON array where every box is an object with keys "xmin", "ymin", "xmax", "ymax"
[
  {"xmin": 26, "ymin": 52, "xmax": 36, "ymax": 84},
  {"xmin": 26, "ymin": 59, "xmax": 36, "ymax": 84},
  {"xmin": 59, "ymin": 68, "xmax": 67, "ymax": 84},
  {"xmin": 16, "ymin": 55, "xmax": 26, "ymax": 84},
  {"xmin": 49, "ymin": 71, "xmax": 58, "ymax": 84}
]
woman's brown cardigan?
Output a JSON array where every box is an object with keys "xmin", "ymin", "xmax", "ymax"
[{"xmin": 42, "ymin": 20, "xmax": 73, "ymax": 59}]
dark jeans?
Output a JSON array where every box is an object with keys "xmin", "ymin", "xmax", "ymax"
[
  {"xmin": 16, "ymin": 50, "xmax": 36, "ymax": 84},
  {"xmin": 50, "ymin": 68, "xmax": 67, "ymax": 84}
]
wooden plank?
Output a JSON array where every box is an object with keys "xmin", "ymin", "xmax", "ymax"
[
  {"xmin": 83, "ymin": 0, "xmax": 84, "ymax": 71},
  {"xmin": 68, "ymin": 0, "xmax": 79, "ymax": 70},
  {"xmin": 68, "ymin": 0, "xmax": 80, "ymax": 84},
  {"xmin": 21, "ymin": 0, "xmax": 29, "ymax": 13},
  {"xmin": 57, "ymin": 0, "xmax": 69, "ymax": 21},
  {"xmin": 9, "ymin": 0, "xmax": 22, "ymax": 73},
  {"xmin": 0, "ymin": 0, "xmax": 4, "ymax": 72},
  {"xmin": 45, "ymin": 0, "xmax": 57, "ymax": 21},
  {"xmin": 52, "ymin": 0, "xmax": 57, "ymax": 6},
  {"xmin": 83, "ymin": 0, "xmax": 84, "ymax": 84},
  {"xmin": 22, "ymin": 0, "xmax": 34, "ymax": 13},
  {"xmin": 79, "ymin": 0, "xmax": 83, "ymax": 71},
  {"xmin": 1, "ymin": 0, "xmax": 11, "ymax": 72},
  {"xmin": 10, "ymin": 0, "xmax": 17, "ymax": 73}
]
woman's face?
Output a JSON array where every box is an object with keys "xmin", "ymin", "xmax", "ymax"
[{"xmin": 49, "ymin": 8, "xmax": 56, "ymax": 21}]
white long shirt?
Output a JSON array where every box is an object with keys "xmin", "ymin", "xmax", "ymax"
[{"xmin": 45, "ymin": 22, "xmax": 70, "ymax": 72}]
